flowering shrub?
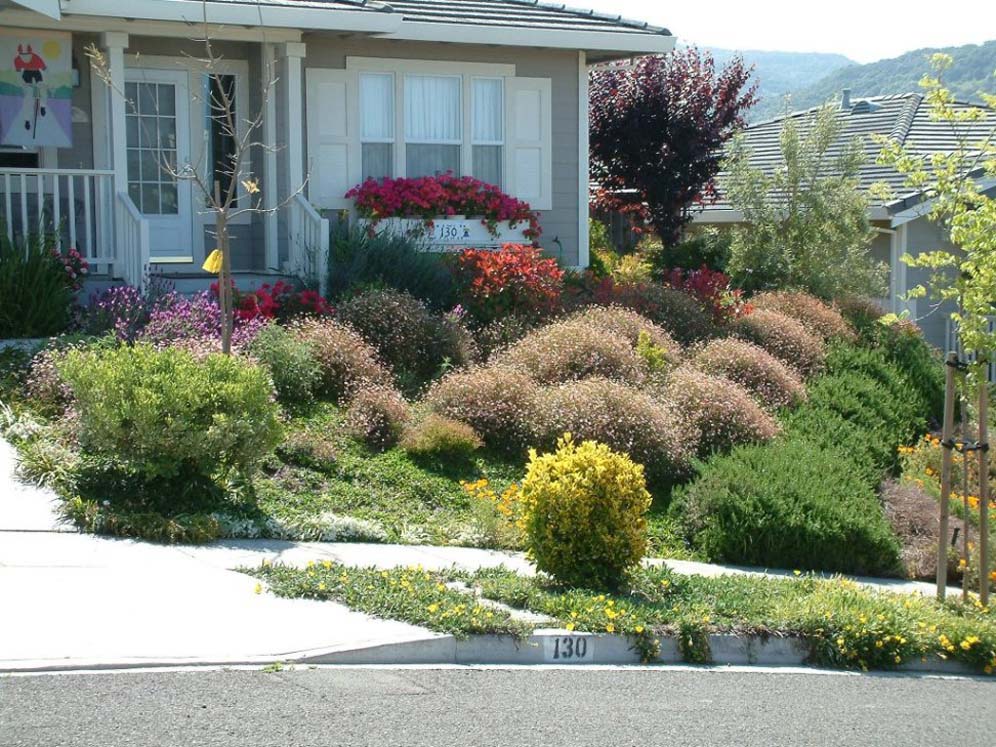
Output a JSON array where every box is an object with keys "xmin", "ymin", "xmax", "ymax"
[
  {"xmin": 84, "ymin": 285, "xmax": 153, "ymax": 341},
  {"xmin": 25, "ymin": 347, "xmax": 74, "ymax": 415},
  {"xmin": 344, "ymin": 385, "xmax": 410, "ymax": 450},
  {"xmin": 579, "ymin": 277, "xmax": 718, "ymax": 345},
  {"xmin": 462, "ymin": 478, "xmax": 526, "ymax": 550},
  {"xmin": 337, "ymin": 288, "xmax": 476, "ymax": 389},
  {"xmin": 732, "ymin": 309, "xmax": 826, "ymax": 379},
  {"xmin": 426, "ymin": 366, "xmax": 539, "ymax": 454},
  {"xmin": 346, "ymin": 174, "xmax": 541, "ymax": 242},
  {"xmin": 752, "ymin": 291, "xmax": 855, "ymax": 342},
  {"xmin": 211, "ymin": 280, "xmax": 332, "ymax": 323},
  {"xmin": 663, "ymin": 365, "xmax": 780, "ymax": 456},
  {"xmin": 475, "ymin": 313, "xmax": 539, "ymax": 361},
  {"xmin": 521, "ymin": 434, "xmax": 652, "ymax": 589},
  {"xmin": 494, "ymin": 319, "xmax": 649, "ymax": 386},
  {"xmin": 568, "ymin": 305, "xmax": 680, "ymax": 356},
  {"xmin": 692, "ymin": 337, "xmax": 806, "ymax": 411},
  {"xmin": 662, "ymin": 266, "xmax": 750, "ymax": 323},
  {"xmin": 138, "ymin": 291, "xmax": 265, "ymax": 351},
  {"xmin": 290, "ymin": 317, "xmax": 392, "ymax": 404},
  {"xmin": 530, "ymin": 377, "xmax": 694, "ymax": 485},
  {"xmin": 453, "ymin": 244, "xmax": 564, "ymax": 324},
  {"xmin": 54, "ymin": 247, "xmax": 89, "ymax": 292},
  {"xmin": 836, "ymin": 296, "xmax": 886, "ymax": 341},
  {"xmin": 401, "ymin": 414, "xmax": 483, "ymax": 460}
]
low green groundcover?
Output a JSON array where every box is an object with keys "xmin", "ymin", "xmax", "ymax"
[{"xmin": 248, "ymin": 561, "xmax": 996, "ymax": 674}]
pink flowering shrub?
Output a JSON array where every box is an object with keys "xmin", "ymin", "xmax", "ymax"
[
  {"xmin": 692, "ymin": 337, "xmax": 807, "ymax": 411},
  {"xmin": 732, "ymin": 309, "xmax": 826, "ymax": 379},
  {"xmin": 54, "ymin": 247, "xmax": 89, "ymax": 292},
  {"xmin": 751, "ymin": 291, "xmax": 855, "ymax": 343},
  {"xmin": 346, "ymin": 174, "xmax": 541, "ymax": 242},
  {"xmin": 663, "ymin": 365, "xmax": 780, "ymax": 456},
  {"xmin": 138, "ymin": 292, "xmax": 266, "ymax": 352}
]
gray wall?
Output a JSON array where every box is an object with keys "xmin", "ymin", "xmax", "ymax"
[
  {"xmin": 300, "ymin": 35, "xmax": 582, "ymax": 266},
  {"xmin": 904, "ymin": 216, "xmax": 959, "ymax": 352}
]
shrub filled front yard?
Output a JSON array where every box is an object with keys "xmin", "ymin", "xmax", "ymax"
[{"xmin": 0, "ymin": 232, "xmax": 948, "ymax": 582}]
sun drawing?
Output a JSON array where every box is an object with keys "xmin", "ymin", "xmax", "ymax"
[{"xmin": 41, "ymin": 40, "xmax": 62, "ymax": 60}]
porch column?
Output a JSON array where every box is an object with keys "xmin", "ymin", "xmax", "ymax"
[
  {"xmin": 99, "ymin": 32, "xmax": 129, "ymax": 279},
  {"xmin": 276, "ymin": 41, "xmax": 306, "ymax": 273},
  {"xmin": 261, "ymin": 42, "xmax": 279, "ymax": 271}
]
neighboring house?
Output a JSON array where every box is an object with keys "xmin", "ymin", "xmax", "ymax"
[
  {"xmin": 0, "ymin": 0, "xmax": 674, "ymax": 293},
  {"xmin": 692, "ymin": 91, "xmax": 996, "ymax": 351}
]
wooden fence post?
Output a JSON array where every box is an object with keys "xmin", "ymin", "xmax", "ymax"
[
  {"xmin": 937, "ymin": 352, "xmax": 958, "ymax": 601},
  {"xmin": 979, "ymin": 381, "xmax": 990, "ymax": 606}
]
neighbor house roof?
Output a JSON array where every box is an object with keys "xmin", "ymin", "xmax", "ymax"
[{"xmin": 695, "ymin": 92, "xmax": 996, "ymax": 223}]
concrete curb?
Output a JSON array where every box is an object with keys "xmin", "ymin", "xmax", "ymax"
[{"xmin": 9, "ymin": 629, "xmax": 974, "ymax": 677}]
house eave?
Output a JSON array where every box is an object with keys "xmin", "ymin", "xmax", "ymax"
[
  {"xmin": 380, "ymin": 21, "xmax": 676, "ymax": 56},
  {"xmin": 59, "ymin": 0, "xmax": 403, "ymax": 33}
]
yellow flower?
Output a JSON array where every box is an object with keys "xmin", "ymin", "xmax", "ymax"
[
  {"xmin": 427, "ymin": 603, "xmax": 439, "ymax": 614},
  {"xmin": 322, "ymin": 560, "xmax": 332, "ymax": 570},
  {"xmin": 793, "ymin": 570, "xmax": 802, "ymax": 576},
  {"xmin": 318, "ymin": 583, "xmax": 326, "ymax": 591},
  {"xmin": 254, "ymin": 583, "xmax": 263, "ymax": 594},
  {"xmin": 566, "ymin": 622, "xmax": 575, "ymax": 632},
  {"xmin": 605, "ymin": 624, "xmax": 615, "ymax": 633},
  {"xmin": 635, "ymin": 625, "xmax": 645, "ymax": 634}
]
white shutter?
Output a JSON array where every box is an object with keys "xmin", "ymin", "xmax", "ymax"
[
  {"xmin": 305, "ymin": 69, "xmax": 360, "ymax": 209},
  {"xmin": 505, "ymin": 77, "xmax": 552, "ymax": 211}
]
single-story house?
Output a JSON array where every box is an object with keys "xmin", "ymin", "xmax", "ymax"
[
  {"xmin": 692, "ymin": 91, "xmax": 996, "ymax": 351},
  {"xmin": 0, "ymin": 0, "xmax": 674, "ymax": 293}
]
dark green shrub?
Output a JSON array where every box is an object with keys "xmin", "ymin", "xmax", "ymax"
[
  {"xmin": 327, "ymin": 224, "xmax": 457, "ymax": 310},
  {"xmin": 0, "ymin": 233, "xmax": 76, "ymax": 337},
  {"xmin": 869, "ymin": 320, "xmax": 944, "ymax": 423},
  {"xmin": 337, "ymin": 288, "xmax": 475, "ymax": 391},
  {"xmin": 247, "ymin": 323, "xmax": 321, "ymax": 406},
  {"xmin": 836, "ymin": 296, "xmax": 887, "ymax": 341},
  {"xmin": 644, "ymin": 229, "xmax": 731, "ymax": 274},
  {"xmin": 58, "ymin": 344, "xmax": 283, "ymax": 480},
  {"xmin": 673, "ymin": 437, "xmax": 904, "ymax": 576}
]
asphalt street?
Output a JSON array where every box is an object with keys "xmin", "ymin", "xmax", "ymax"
[{"xmin": 2, "ymin": 666, "xmax": 994, "ymax": 747}]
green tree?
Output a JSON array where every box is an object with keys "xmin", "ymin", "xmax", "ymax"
[
  {"xmin": 876, "ymin": 54, "xmax": 996, "ymax": 359},
  {"xmin": 724, "ymin": 105, "xmax": 885, "ymax": 299}
]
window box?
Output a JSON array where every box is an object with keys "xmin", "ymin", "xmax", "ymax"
[{"xmin": 361, "ymin": 216, "xmax": 531, "ymax": 251}]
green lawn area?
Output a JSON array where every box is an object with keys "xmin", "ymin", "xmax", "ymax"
[{"xmin": 248, "ymin": 560, "xmax": 996, "ymax": 673}]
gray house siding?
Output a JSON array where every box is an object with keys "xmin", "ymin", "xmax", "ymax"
[
  {"xmin": 300, "ymin": 36, "xmax": 581, "ymax": 266},
  {"xmin": 904, "ymin": 216, "xmax": 959, "ymax": 352}
]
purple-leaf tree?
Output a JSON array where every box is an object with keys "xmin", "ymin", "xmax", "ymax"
[{"xmin": 589, "ymin": 48, "xmax": 757, "ymax": 245}]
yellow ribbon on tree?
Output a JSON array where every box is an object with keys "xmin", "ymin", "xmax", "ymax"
[{"xmin": 202, "ymin": 249, "xmax": 223, "ymax": 274}]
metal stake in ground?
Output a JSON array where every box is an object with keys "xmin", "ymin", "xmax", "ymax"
[{"xmin": 938, "ymin": 352, "xmax": 959, "ymax": 601}]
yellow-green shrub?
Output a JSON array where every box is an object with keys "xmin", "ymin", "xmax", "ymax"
[{"xmin": 521, "ymin": 434, "xmax": 652, "ymax": 589}]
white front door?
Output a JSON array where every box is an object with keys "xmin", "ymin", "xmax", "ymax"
[{"xmin": 124, "ymin": 69, "xmax": 192, "ymax": 262}]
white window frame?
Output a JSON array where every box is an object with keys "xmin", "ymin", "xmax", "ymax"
[
  {"xmin": 470, "ymin": 75, "xmax": 505, "ymax": 186},
  {"xmin": 348, "ymin": 57, "xmax": 514, "ymax": 185}
]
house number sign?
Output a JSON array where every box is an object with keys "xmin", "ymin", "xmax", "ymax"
[{"xmin": 543, "ymin": 634, "xmax": 593, "ymax": 663}]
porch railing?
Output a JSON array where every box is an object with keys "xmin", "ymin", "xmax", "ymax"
[
  {"xmin": 116, "ymin": 192, "xmax": 150, "ymax": 289},
  {"xmin": 0, "ymin": 168, "xmax": 117, "ymax": 273},
  {"xmin": 288, "ymin": 193, "xmax": 330, "ymax": 295}
]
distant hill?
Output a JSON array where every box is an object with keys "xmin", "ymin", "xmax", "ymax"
[
  {"xmin": 698, "ymin": 48, "xmax": 856, "ymax": 122},
  {"xmin": 780, "ymin": 41, "xmax": 996, "ymax": 117}
]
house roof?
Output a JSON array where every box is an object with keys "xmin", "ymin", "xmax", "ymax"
[
  {"xmin": 379, "ymin": 0, "xmax": 671, "ymax": 37},
  {"xmin": 40, "ymin": 0, "xmax": 673, "ymax": 56},
  {"xmin": 696, "ymin": 92, "xmax": 996, "ymax": 221}
]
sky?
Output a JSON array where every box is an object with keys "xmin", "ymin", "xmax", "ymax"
[{"xmin": 579, "ymin": 0, "xmax": 996, "ymax": 63}]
